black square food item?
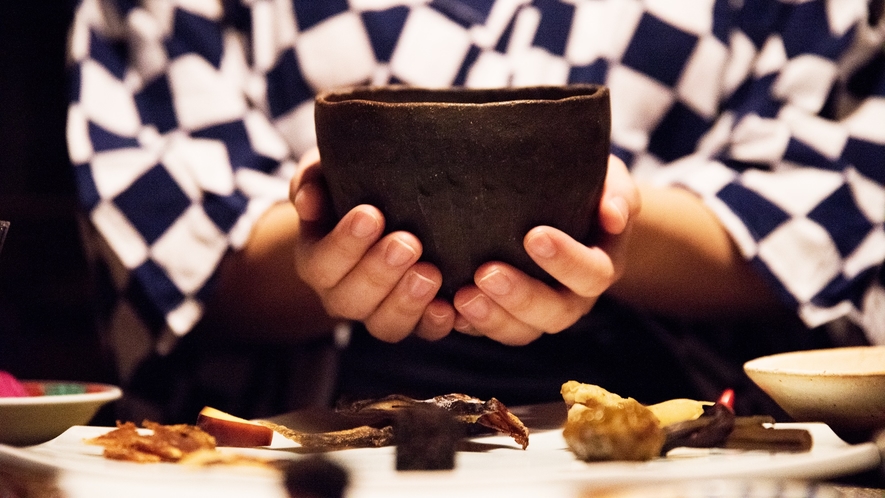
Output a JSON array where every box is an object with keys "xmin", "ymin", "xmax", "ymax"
[{"xmin": 394, "ymin": 404, "xmax": 465, "ymax": 471}]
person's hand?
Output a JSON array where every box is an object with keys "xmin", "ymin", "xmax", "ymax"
[
  {"xmin": 450, "ymin": 155, "xmax": 641, "ymax": 345},
  {"xmin": 289, "ymin": 148, "xmax": 457, "ymax": 343}
]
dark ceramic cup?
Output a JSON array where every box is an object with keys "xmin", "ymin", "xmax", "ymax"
[{"xmin": 314, "ymin": 84, "xmax": 611, "ymax": 300}]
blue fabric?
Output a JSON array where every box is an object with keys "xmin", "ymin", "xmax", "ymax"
[
  {"xmin": 814, "ymin": 267, "xmax": 880, "ymax": 309},
  {"xmin": 192, "ymin": 121, "xmax": 278, "ymax": 172},
  {"xmin": 842, "ymin": 137, "xmax": 885, "ymax": 184},
  {"xmin": 727, "ymin": 74, "xmax": 782, "ymax": 120},
  {"xmin": 569, "ymin": 59, "xmax": 608, "ymax": 85},
  {"xmin": 131, "ymin": 258, "xmax": 186, "ymax": 319},
  {"xmin": 454, "ymin": 44, "xmax": 482, "ymax": 86},
  {"xmin": 362, "ymin": 7, "xmax": 409, "ymax": 62},
  {"xmin": 113, "ymin": 165, "xmax": 190, "ymax": 245},
  {"xmin": 431, "ymin": 0, "xmax": 496, "ymax": 28},
  {"xmin": 531, "ymin": 0, "xmax": 575, "ymax": 56},
  {"xmin": 166, "ymin": 8, "xmax": 224, "ymax": 68},
  {"xmin": 648, "ymin": 102, "xmax": 711, "ymax": 163},
  {"xmin": 73, "ymin": 164, "xmax": 100, "ymax": 211},
  {"xmin": 783, "ymin": 138, "xmax": 843, "ymax": 172},
  {"xmin": 716, "ymin": 183, "xmax": 790, "ymax": 241},
  {"xmin": 135, "ymin": 76, "xmax": 179, "ymax": 134},
  {"xmin": 266, "ymin": 48, "xmax": 312, "ymax": 118},
  {"xmin": 782, "ymin": 2, "xmax": 852, "ymax": 59},
  {"xmin": 89, "ymin": 121, "xmax": 140, "ymax": 152},
  {"xmin": 204, "ymin": 191, "xmax": 248, "ymax": 233},
  {"xmin": 621, "ymin": 13, "xmax": 698, "ymax": 87},
  {"xmin": 808, "ymin": 184, "xmax": 874, "ymax": 257},
  {"xmin": 89, "ymin": 30, "xmax": 128, "ymax": 80},
  {"xmin": 291, "ymin": 0, "xmax": 349, "ymax": 32}
]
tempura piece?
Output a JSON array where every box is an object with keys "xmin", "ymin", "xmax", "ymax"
[
  {"xmin": 561, "ymin": 381, "xmax": 665, "ymax": 461},
  {"xmin": 86, "ymin": 420, "xmax": 217, "ymax": 463}
]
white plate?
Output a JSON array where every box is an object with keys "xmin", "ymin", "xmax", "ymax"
[{"xmin": 0, "ymin": 423, "xmax": 880, "ymax": 498}]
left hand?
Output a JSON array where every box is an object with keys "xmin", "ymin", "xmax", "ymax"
[{"xmin": 450, "ymin": 155, "xmax": 641, "ymax": 345}]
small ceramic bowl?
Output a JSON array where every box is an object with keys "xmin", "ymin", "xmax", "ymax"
[
  {"xmin": 0, "ymin": 381, "xmax": 122, "ymax": 446},
  {"xmin": 744, "ymin": 346, "xmax": 885, "ymax": 441}
]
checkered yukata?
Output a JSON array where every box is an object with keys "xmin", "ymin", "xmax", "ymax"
[{"xmin": 68, "ymin": 0, "xmax": 884, "ymax": 419}]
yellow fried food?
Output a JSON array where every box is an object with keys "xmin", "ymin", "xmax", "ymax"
[{"xmin": 561, "ymin": 381, "xmax": 665, "ymax": 461}]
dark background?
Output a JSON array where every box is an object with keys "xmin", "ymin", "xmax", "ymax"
[{"xmin": 0, "ymin": 1, "xmax": 113, "ymax": 386}]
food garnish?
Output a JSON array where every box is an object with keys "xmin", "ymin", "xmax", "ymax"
[{"xmin": 196, "ymin": 406, "xmax": 274, "ymax": 447}]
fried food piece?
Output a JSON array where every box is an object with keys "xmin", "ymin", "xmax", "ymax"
[
  {"xmin": 561, "ymin": 381, "xmax": 665, "ymax": 461},
  {"xmin": 86, "ymin": 421, "xmax": 217, "ymax": 463}
]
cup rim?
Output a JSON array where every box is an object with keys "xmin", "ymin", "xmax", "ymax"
[{"xmin": 316, "ymin": 84, "xmax": 608, "ymax": 108}]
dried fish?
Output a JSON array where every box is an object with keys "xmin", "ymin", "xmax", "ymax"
[{"xmin": 256, "ymin": 421, "xmax": 394, "ymax": 450}]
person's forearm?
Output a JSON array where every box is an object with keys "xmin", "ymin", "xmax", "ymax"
[
  {"xmin": 608, "ymin": 185, "xmax": 783, "ymax": 319},
  {"xmin": 203, "ymin": 202, "xmax": 338, "ymax": 344}
]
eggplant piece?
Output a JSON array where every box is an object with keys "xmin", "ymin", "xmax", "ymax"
[
  {"xmin": 661, "ymin": 403, "xmax": 735, "ymax": 454},
  {"xmin": 662, "ymin": 404, "xmax": 813, "ymax": 454}
]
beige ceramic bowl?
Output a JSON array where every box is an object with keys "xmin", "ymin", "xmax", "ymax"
[
  {"xmin": 0, "ymin": 381, "xmax": 121, "ymax": 446},
  {"xmin": 744, "ymin": 346, "xmax": 885, "ymax": 439}
]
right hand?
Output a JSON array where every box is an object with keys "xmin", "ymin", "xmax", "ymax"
[{"xmin": 289, "ymin": 148, "xmax": 457, "ymax": 343}]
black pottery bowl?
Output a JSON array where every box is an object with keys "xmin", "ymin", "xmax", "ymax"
[{"xmin": 314, "ymin": 85, "xmax": 611, "ymax": 299}]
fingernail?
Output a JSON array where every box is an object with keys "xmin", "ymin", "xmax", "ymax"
[
  {"xmin": 427, "ymin": 308, "xmax": 449, "ymax": 326},
  {"xmin": 407, "ymin": 271, "xmax": 436, "ymax": 298},
  {"xmin": 385, "ymin": 238, "xmax": 417, "ymax": 267},
  {"xmin": 478, "ymin": 269, "xmax": 511, "ymax": 296},
  {"xmin": 610, "ymin": 196, "xmax": 629, "ymax": 227},
  {"xmin": 460, "ymin": 294, "xmax": 490, "ymax": 320},
  {"xmin": 350, "ymin": 211, "xmax": 379, "ymax": 238},
  {"xmin": 526, "ymin": 231, "xmax": 556, "ymax": 259},
  {"xmin": 453, "ymin": 315, "xmax": 471, "ymax": 332},
  {"xmin": 293, "ymin": 188, "xmax": 306, "ymax": 210}
]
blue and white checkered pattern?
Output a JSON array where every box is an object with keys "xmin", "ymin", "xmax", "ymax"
[{"xmin": 68, "ymin": 0, "xmax": 885, "ymax": 378}]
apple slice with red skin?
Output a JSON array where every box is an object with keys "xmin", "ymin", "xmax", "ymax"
[{"xmin": 196, "ymin": 406, "xmax": 274, "ymax": 447}]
